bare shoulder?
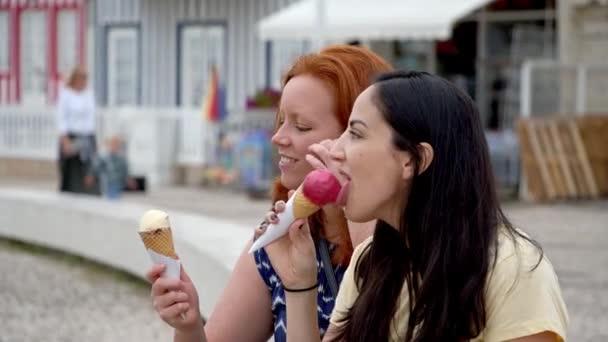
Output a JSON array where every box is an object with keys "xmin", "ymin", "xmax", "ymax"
[{"xmin": 204, "ymin": 240, "xmax": 273, "ymax": 342}]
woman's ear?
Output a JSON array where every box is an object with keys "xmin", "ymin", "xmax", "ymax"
[
  {"xmin": 400, "ymin": 153, "xmax": 416, "ymax": 181},
  {"xmin": 417, "ymin": 142, "xmax": 434, "ymax": 175}
]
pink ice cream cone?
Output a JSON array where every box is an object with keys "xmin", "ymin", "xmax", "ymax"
[{"xmin": 249, "ymin": 169, "xmax": 342, "ymax": 253}]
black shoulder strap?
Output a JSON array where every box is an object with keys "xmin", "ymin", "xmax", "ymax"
[{"xmin": 318, "ymin": 238, "xmax": 339, "ymax": 298}]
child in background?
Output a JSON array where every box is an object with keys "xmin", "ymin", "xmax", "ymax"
[{"xmin": 85, "ymin": 135, "xmax": 136, "ymax": 199}]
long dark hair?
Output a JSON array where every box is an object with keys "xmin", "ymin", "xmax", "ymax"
[{"xmin": 333, "ymin": 71, "xmax": 542, "ymax": 341}]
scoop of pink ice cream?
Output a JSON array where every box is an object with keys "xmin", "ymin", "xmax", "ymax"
[{"xmin": 301, "ymin": 169, "xmax": 342, "ymax": 206}]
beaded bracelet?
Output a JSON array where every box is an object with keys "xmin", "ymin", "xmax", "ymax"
[{"xmin": 283, "ymin": 282, "xmax": 319, "ymax": 293}]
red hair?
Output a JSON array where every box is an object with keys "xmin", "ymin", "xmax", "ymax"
[{"xmin": 271, "ymin": 45, "xmax": 393, "ymax": 265}]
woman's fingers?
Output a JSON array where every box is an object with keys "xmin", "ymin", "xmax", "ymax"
[
  {"xmin": 145, "ymin": 264, "xmax": 166, "ymax": 282},
  {"xmin": 256, "ymin": 200, "xmax": 285, "ymax": 240},
  {"xmin": 319, "ymin": 139, "xmax": 335, "ymax": 149},
  {"xmin": 307, "ymin": 140, "xmax": 349, "ymax": 184},
  {"xmin": 289, "ymin": 219, "xmax": 314, "ymax": 251},
  {"xmin": 306, "ymin": 153, "xmax": 327, "ymax": 170},
  {"xmin": 309, "ymin": 143, "xmax": 332, "ymax": 163},
  {"xmin": 308, "ymin": 140, "xmax": 337, "ymax": 168},
  {"xmin": 256, "ymin": 197, "xmax": 296, "ymax": 241},
  {"xmin": 254, "ymin": 221, "xmax": 268, "ymax": 240},
  {"xmin": 151, "ymin": 277, "xmax": 183, "ymax": 297},
  {"xmin": 153, "ymin": 290, "xmax": 189, "ymax": 312},
  {"xmin": 159, "ymin": 301, "xmax": 190, "ymax": 322},
  {"xmin": 273, "ymin": 200, "xmax": 286, "ymax": 213},
  {"xmin": 265, "ymin": 211, "xmax": 279, "ymax": 225}
]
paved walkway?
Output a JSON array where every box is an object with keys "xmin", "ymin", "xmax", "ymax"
[
  {"xmin": 1, "ymin": 178, "xmax": 607, "ymax": 341},
  {"xmin": 505, "ymin": 200, "xmax": 608, "ymax": 341}
]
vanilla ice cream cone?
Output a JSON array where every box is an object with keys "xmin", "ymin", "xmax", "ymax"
[
  {"xmin": 138, "ymin": 209, "xmax": 185, "ymax": 320},
  {"xmin": 138, "ymin": 210, "xmax": 181, "ymax": 279},
  {"xmin": 138, "ymin": 209, "xmax": 177, "ymax": 259},
  {"xmin": 139, "ymin": 227, "xmax": 178, "ymax": 259}
]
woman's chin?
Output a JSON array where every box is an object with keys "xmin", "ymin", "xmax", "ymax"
[
  {"xmin": 343, "ymin": 208, "xmax": 362, "ymax": 223},
  {"xmin": 280, "ymin": 174, "xmax": 301, "ymax": 190},
  {"xmin": 343, "ymin": 206, "xmax": 377, "ymax": 224}
]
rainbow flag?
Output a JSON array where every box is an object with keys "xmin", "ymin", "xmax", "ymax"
[{"xmin": 201, "ymin": 65, "xmax": 227, "ymax": 122}]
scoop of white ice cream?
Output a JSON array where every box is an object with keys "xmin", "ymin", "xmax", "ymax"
[{"xmin": 139, "ymin": 209, "xmax": 171, "ymax": 232}]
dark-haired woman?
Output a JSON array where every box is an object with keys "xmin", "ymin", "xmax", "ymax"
[{"xmin": 262, "ymin": 71, "xmax": 568, "ymax": 341}]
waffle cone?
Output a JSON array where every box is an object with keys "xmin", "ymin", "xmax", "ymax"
[
  {"xmin": 139, "ymin": 228, "xmax": 177, "ymax": 259},
  {"xmin": 293, "ymin": 189, "xmax": 320, "ymax": 219}
]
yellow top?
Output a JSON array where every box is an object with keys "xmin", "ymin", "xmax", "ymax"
[{"xmin": 330, "ymin": 230, "xmax": 569, "ymax": 341}]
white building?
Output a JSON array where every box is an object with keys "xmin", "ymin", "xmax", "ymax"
[{"xmin": 1, "ymin": 0, "xmax": 606, "ymax": 191}]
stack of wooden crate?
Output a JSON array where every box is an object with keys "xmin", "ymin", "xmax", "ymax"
[{"xmin": 517, "ymin": 115, "xmax": 608, "ymax": 202}]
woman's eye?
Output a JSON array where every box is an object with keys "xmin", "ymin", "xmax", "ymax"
[
  {"xmin": 349, "ymin": 130, "xmax": 361, "ymax": 139},
  {"xmin": 296, "ymin": 125, "xmax": 312, "ymax": 132}
]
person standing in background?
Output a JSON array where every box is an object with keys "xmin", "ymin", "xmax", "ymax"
[{"xmin": 56, "ymin": 66, "xmax": 99, "ymax": 195}]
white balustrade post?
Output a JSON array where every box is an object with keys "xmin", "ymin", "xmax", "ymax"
[
  {"xmin": 520, "ymin": 60, "xmax": 533, "ymax": 118},
  {"xmin": 575, "ymin": 64, "xmax": 587, "ymax": 115}
]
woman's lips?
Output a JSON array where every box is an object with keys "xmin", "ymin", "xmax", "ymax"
[
  {"xmin": 336, "ymin": 181, "xmax": 350, "ymax": 207},
  {"xmin": 278, "ymin": 155, "xmax": 298, "ymax": 171},
  {"xmin": 335, "ymin": 170, "xmax": 351, "ymax": 207}
]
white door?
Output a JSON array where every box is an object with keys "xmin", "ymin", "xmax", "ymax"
[
  {"xmin": 107, "ymin": 27, "xmax": 138, "ymax": 106},
  {"xmin": 20, "ymin": 11, "xmax": 47, "ymax": 105},
  {"xmin": 57, "ymin": 10, "xmax": 78, "ymax": 79},
  {"xmin": 179, "ymin": 25, "xmax": 225, "ymax": 107}
]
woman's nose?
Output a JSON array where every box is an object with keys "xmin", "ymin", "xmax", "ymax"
[
  {"xmin": 271, "ymin": 128, "xmax": 290, "ymax": 147},
  {"xmin": 329, "ymin": 134, "xmax": 346, "ymax": 161}
]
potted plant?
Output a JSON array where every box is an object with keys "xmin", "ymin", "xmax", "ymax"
[{"xmin": 246, "ymin": 87, "xmax": 281, "ymax": 109}]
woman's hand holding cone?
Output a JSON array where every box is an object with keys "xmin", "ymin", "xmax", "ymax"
[
  {"xmin": 147, "ymin": 264, "xmax": 202, "ymax": 332},
  {"xmin": 258, "ymin": 191, "xmax": 318, "ymax": 290}
]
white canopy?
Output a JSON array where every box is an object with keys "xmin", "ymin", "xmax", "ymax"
[{"xmin": 259, "ymin": 0, "xmax": 493, "ymax": 41}]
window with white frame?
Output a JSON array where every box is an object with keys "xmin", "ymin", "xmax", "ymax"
[
  {"xmin": 57, "ymin": 10, "xmax": 78, "ymax": 78},
  {"xmin": 20, "ymin": 11, "xmax": 47, "ymax": 104},
  {"xmin": 107, "ymin": 27, "xmax": 138, "ymax": 106},
  {"xmin": 0, "ymin": 12, "xmax": 8, "ymax": 71},
  {"xmin": 179, "ymin": 24, "xmax": 225, "ymax": 107}
]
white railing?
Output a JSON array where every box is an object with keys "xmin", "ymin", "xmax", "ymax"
[
  {"xmin": 0, "ymin": 106, "xmax": 276, "ymax": 186},
  {"xmin": 0, "ymin": 106, "xmax": 57, "ymax": 159},
  {"xmin": 520, "ymin": 60, "xmax": 608, "ymax": 118}
]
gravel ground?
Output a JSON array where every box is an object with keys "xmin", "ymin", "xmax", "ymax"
[{"xmin": 0, "ymin": 240, "xmax": 173, "ymax": 342}]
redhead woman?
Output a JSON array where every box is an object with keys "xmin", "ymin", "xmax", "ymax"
[{"xmin": 146, "ymin": 45, "xmax": 393, "ymax": 342}]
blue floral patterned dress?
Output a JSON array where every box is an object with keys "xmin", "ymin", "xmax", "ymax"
[{"xmin": 254, "ymin": 242, "xmax": 346, "ymax": 342}]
